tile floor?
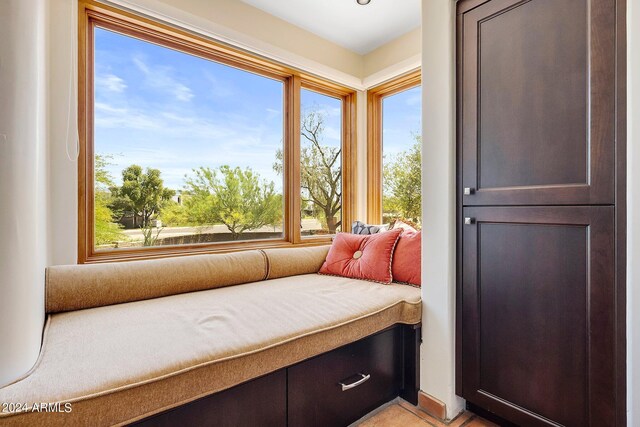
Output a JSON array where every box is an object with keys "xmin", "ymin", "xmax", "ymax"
[{"xmin": 353, "ymin": 399, "xmax": 499, "ymax": 427}]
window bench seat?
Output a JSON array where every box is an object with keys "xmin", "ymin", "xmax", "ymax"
[{"xmin": 0, "ymin": 246, "xmax": 421, "ymax": 427}]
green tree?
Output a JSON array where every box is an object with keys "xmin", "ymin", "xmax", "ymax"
[
  {"xmin": 274, "ymin": 109, "xmax": 342, "ymax": 233},
  {"xmin": 383, "ymin": 135, "xmax": 422, "ymax": 223},
  {"xmin": 111, "ymin": 165, "xmax": 175, "ymax": 229},
  {"xmin": 184, "ymin": 166, "xmax": 282, "ymax": 240},
  {"xmin": 94, "ymin": 154, "xmax": 125, "ymax": 246},
  {"xmin": 159, "ymin": 200, "xmax": 191, "ymax": 227}
]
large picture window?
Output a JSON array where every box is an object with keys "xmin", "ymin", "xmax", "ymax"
[
  {"xmin": 300, "ymin": 88, "xmax": 343, "ymax": 236},
  {"xmin": 367, "ymin": 70, "xmax": 421, "ymax": 226},
  {"xmin": 93, "ymin": 28, "xmax": 285, "ymax": 250},
  {"xmin": 79, "ymin": 1, "xmax": 356, "ymax": 262}
]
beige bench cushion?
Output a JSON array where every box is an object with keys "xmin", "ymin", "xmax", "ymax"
[{"xmin": 0, "ymin": 274, "xmax": 421, "ymax": 427}]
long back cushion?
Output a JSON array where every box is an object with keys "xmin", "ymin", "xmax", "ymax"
[
  {"xmin": 263, "ymin": 245, "xmax": 330, "ymax": 280},
  {"xmin": 46, "ymin": 246, "xmax": 331, "ymax": 313}
]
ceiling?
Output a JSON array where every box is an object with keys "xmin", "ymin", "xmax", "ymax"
[{"xmin": 240, "ymin": 0, "xmax": 421, "ymax": 55}]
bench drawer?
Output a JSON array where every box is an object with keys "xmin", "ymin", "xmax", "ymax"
[
  {"xmin": 132, "ymin": 370, "xmax": 286, "ymax": 427},
  {"xmin": 287, "ymin": 327, "xmax": 403, "ymax": 427}
]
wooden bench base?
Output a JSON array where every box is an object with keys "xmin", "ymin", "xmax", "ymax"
[{"xmin": 133, "ymin": 324, "xmax": 421, "ymax": 427}]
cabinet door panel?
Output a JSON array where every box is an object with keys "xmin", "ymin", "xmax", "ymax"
[
  {"xmin": 460, "ymin": 0, "xmax": 615, "ymax": 205},
  {"xmin": 461, "ymin": 207, "xmax": 615, "ymax": 426}
]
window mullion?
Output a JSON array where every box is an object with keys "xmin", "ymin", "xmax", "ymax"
[
  {"xmin": 286, "ymin": 75, "xmax": 302, "ymax": 244},
  {"xmin": 342, "ymin": 93, "xmax": 357, "ymax": 233},
  {"xmin": 366, "ymin": 91, "xmax": 383, "ymax": 224}
]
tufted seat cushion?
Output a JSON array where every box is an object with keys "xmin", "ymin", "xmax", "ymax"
[
  {"xmin": 319, "ymin": 229, "xmax": 403, "ymax": 283},
  {"xmin": 0, "ymin": 273, "xmax": 421, "ymax": 427}
]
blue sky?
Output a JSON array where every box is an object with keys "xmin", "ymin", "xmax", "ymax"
[
  {"xmin": 94, "ymin": 27, "xmax": 420, "ymax": 192},
  {"xmin": 382, "ymin": 85, "xmax": 422, "ymax": 157}
]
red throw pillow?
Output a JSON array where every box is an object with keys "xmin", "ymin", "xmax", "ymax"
[
  {"xmin": 319, "ymin": 229, "xmax": 403, "ymax": 284},
  {"xmin": 392, "ymin": 231, "xmax": 421, "ymax": 286}
]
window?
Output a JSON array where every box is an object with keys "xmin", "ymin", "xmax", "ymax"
[
  {"xmin": 93, "ymin": 28, "xmax": 285, "ymax": 250},
  {"xmin": 381, "ymin": 85, "xmax": 422, "ymax": 224},
  {"xmin": 78, "ymin": 1, "xmax": 356, "ymax": 262},
  {"xmin": 367, "ymin": 70, "xmax": 422, "ymax": 226},
  {"xmin": 300, "ymin": 88, "xmax": 343, "ymax": 236}
]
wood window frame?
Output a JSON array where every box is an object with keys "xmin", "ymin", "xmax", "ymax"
[
  {"xmin": 78, "ymin": 0, "xmax": 357, "ymax": 263},
  {"xmin": 366, "ymin": 69, "xmax": 421, "ymax": 224}
]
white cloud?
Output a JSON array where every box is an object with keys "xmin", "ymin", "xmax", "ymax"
[
  {"xmin": 94, "ymin": 65, "xmax": 286, "ymax": 189},
  {"xmin": 95, "ymin": 97, "xmax": 283, "ymax": 141},
  {"xmin": 95, "ymin": 74, "xmax": 127, "ymax": 93},
  {"xmin": 95, "ymin": 102, "xmax": 161, "ymax": 130},
  {"xmin": 102, "ymin": 141, "xmax": 285, "ymax": 190},
  {"xmin": 132, "ymin": 55, "xmax": 194, "ymax": 102},
  {"xmin": 94, "ymin": 102, "xmax": 242, "ymax": 143}
]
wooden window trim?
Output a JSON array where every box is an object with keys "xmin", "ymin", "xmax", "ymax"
[
  {"xmin": 366, "ymin": 70, "xmax": 421, "ymax": 224},
  {"xmin": 78, "ymin": 0, "xmax": 356, "ymax": 263}
]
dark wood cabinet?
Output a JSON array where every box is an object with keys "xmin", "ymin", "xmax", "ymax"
[
  {"xmin": 461, "ymin": 206, "xmax": 615, "ymax": 426},
  {"xmin": 132, "ymin": 325, "xmax": 420, "ymax": 427},
  {"xmin": 133, "ymin": 370, "xmax": 287, "ymax": 427},
  {"xmin": 288, "ymin": 326, "xmax": 403, "ymax": 427},
  {"xmin": 456, "ymin": 0, "xmax": 625, "ymax": 425},
  {"xmin": 460, "ymin": 0, "xmax": 616, "ymax": 206}
]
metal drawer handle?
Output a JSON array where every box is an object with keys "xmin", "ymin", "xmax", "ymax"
[{"xmin": 339, "ymin": 373, "xmax": 371, "ymax": 391}]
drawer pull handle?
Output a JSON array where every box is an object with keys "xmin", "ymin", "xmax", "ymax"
[{"xmin": 339, "ymin": 373, "xmax": 371, "ymax": 391}]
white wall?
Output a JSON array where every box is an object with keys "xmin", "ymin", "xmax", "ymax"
[
  {"xmin": 627, "ymin": 0, "xmax": 639, "ymax": 424},
  {"xmin": 48, "ymin": 0, "xmax": 80, "ymax": 267},
  {"xmin": 0, "ymin": 0, "xmax": 48, "ymax": 387},
  {"xmin": 420, "ymin": 0, "xmax": 465, "ymax": 420}
]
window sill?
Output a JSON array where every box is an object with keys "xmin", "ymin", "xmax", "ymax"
[{"xmin": 80, "ymin": 239, "xmax": 332, "ymax": 264}]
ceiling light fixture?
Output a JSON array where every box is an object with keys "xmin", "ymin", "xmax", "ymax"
[{"xmin": 356, "ymin": 0, "xmax": 371, "ymax": 5}]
